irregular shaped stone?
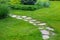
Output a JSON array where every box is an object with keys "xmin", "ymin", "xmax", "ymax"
[
  {"xmin": 41, "ymin": 30, "xmax": 49, "ymax": 35},
  {"xmin": 16, "ymin": 16, "xmax": 22, "ymax": 19},
  {"xmin": 11, "ymin": 15, "xmax": 17, "ymax": 17},
  {"xmin": 42, "ymin": 35, "xmax": 49, "ymax": 40},
  {"xmin": 23, "ymin": 19, "xmax": 28, "ymax": 21},
  {"xmin": 38, "ymin": 23, "xmax": 46, "ymax": 26},
  {"xmin": 29, "ymin": 21, "xmax": 34, "ymax": 24},
  {"xmin": 46, "ymin": 27, "xmax": 54, "ymax": 31},
  {"xmin": 25, "ymin": 17, "xmax": 32, "ymax": 20},
  {"xmin": 21, "ymin": 16, "xmax": 27, "ymax": 18},
  {"xmin": 35, "ymin": 21, "xmax": 40, "ymax": 24},
  {"xmin": 30, "ymin": 19, "xmax": 36, "ymax": 22}
]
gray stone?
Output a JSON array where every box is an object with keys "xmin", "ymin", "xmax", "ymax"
[
  {"xmin": 25, "ymin": 17, "xmax": 32, "ymax": 20},
  {"xmin": 11, "ymin": 15, "xmax": 17, "ymax": 18},
  {"xmin": 29, "ymin": 21, "xmax": 34, "ymax": 24},
  {"xmin": 23, "ymin": 19, "xmax": 28, "ymax": 21},
  {"xmin": 21, "ymin": 16, "xmax": 27, "ymax": 18},
  {"xmin": 30, "ymin": 19, "xmax": 36, "ymax": 22},
  {"xmin": 41, "ymin": 30, "xmax": 49, "ymax": 35},
  {"xmin": 42, "ymin": 35, "xmax": 49, "ymax": 40},
  {"xmin": 38, "ymin": 23, "xmax": 46, "ymax": 26},
  {"xmin": 46, "ymin": 27, "xmax": 54, "ymax": 31},
  {"xmin": 16, "ymin": 16, "xmax": 22, "ymax": 19},
  {"xmin": 35, "ymin": 21, "xmax": 40, "ymax": 24}
]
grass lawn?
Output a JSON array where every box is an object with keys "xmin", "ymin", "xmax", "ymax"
[
  {"xmin": 0, "ymin": 1, "xmax": 60, "ymax": 40},
  {"xmin": 0, "ymin": 17, "xmax": 42, "ymax": 40}
]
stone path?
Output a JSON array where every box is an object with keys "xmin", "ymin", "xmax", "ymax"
[{"xmin": 9, "ymin": 14, "xmax": 56, "ymax": 40}]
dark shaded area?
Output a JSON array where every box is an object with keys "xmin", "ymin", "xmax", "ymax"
[
  {"xmin": 21, "ymin": 0, "xmax": 37, "ymax": 5},
  {"xmin": 50, "ymin": 0, "xmax": 60, "ymax": 1},
  {"xmin": 0, "ymin": 4, "xmax": 9, "ymax": 19}
]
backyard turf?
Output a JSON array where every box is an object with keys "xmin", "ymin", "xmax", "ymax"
[{"xmin": 0, "ymin": 1, "xmax": 60, "ymax": 40}]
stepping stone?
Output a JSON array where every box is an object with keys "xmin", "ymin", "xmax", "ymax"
[
  {"xmin": 29, "ymin": 21, "xmax": 37, "ymax": 25},
  {"xmin": 37, "ymin": 23, "xmax": 46, "ymax": 26},
  {"xmin": 40, "ymin": 30, "xmax": 49, "ymax": 35},
  {"xmin": 23, "ymin": 19, "xmax": 28, "ymax": 21},
  {"xmin": 25, "ymin": 17, "xmax": 32, "ymax": 20},
  {"xmin": 11, "ymin": 15, "xmax": 17, "ymax": 17},
  {"xmin": 21, "ymin": 16, "xmax": 27, "ymax": 18},
  {"xmin": 46, "ymin": 27, "xmax": 54, "ymax": 31},
  {"xmin": 16, "ymin": 16, "xmax": 22, "ymax": 19},
  {"xmin": 30, "ymin": 19, "xmax": 36, "ymax": 22},
  {"xmin": 35, "ymin": 21, "xmax": 40, "ymax": 24},
  {"xmin": 29, "ymin": 21, "xmax": 34, "ymax": 23},
  {"xmin": 42, "ymin": 35, "xmax": 49, "ymax": 40}
]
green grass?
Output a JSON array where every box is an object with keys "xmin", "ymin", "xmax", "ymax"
[
  {"xmin": 10, "ymin": 1, "xmax": 60, "ymax": 40},
  {"xmin": 10, "ymin": 1, "xmax": 60, "ymax": 32},
  {"xmin": 0, "ymin": 1, "xmax": 60, "ymax": 40},
  {"xmin": 0, "ymin": 17, "xmax": 42, "ymax": 40}
]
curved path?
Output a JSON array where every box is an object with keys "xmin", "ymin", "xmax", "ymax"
[{"xmin": 9, "ymin": 14, "xmax": 56, "ymax": 40}]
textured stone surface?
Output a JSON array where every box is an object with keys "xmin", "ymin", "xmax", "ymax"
[
  {"xmin": 46, "ymin": 27, "xmax": 54, "ymax": 31},
  {"xmin": 23, "ymin": 19, "xmax": 28, "ymax": 21},
  {"xmin": 35, "ymin": 21, "xmax": 40, "ymax": 24},
  {"xmin": 30, "ymin": 19, "xmax": 36, "ymax": 22},
  {"xmin": 41, "ymin": 30, "xmax": 49, "ymax": 35},
  {"xmin": 42, "ymin": 35, "xmax": 49, "ymax": 40},
  {"xmin": 11, "ymin": 15, "xmax": 17, "ymax": 17},
  {"xmin": 25, "ymin": 17, "xmax": 32, "ymax": 20},
  {"xmin": 16, "ymin": 16, "xmax": 22, "ymax": 19},
  {"xmin": 37, "ymin": 23, "xmax": 46, "ymax": 26},
  {"xmin": 21, "ymin": 16, "xmax": 27, "ymax": 18},
  {"xmin": 29, "ymin": 21, "xmax": 34, "ymax": 23}
]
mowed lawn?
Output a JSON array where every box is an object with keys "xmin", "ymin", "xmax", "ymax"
[
  {"xmin": 10, "ymin": 1, "xmax": 60, "ymax": 32},
  {"xmin": 0, "ymin": 17, "xmax": 42, "ymax": 40},
  {"xmin": 0, "ymin": 1, "xmax": 60, "ymax": 40},
  {"xmin": 10, "ymin": 1, "xmax": 60, "ymax": 40}
]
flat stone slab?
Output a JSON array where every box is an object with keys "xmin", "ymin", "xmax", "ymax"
[
  {"xmin": 21, "ymin": 16, "xmax": 27, "ymax": 18},
  {"xmin": 29, "ymin": 21, "xmax": 34, "ymax": 23},
  {"xmin": 35, "ymin": 21, "xmax": 40, "ymax": 24},
  {"xmin": 46, "ymin": 27, "xmax": 54, "ymax": 31},
  {"xmin": 23, "ymin": 19, "xmax": 28, "ymax": 21},
  {"xmin": 25, "ymin": 17, "xmax": 32, "ymax": 20},
  {"xmin": 30, "ymin": 19, "xmax": 36, "ymax": 22},
  {"xmin": 38, "ymin": 23, "xmax": 46, "ymax": 26},
  {"xmin": 42, "ymin": 35, "xmax": 49, "ymax": 40},
  {"xmin": 41, "ymin": 30, "xmax": 49, "ymax": 35},
  {"xmin": 11, "ymin": 15, "xmax": 17, "ymax": 17},
  {"xmin": 16, "ymin": 16, "xmax": 22, "ymax": 19}
]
